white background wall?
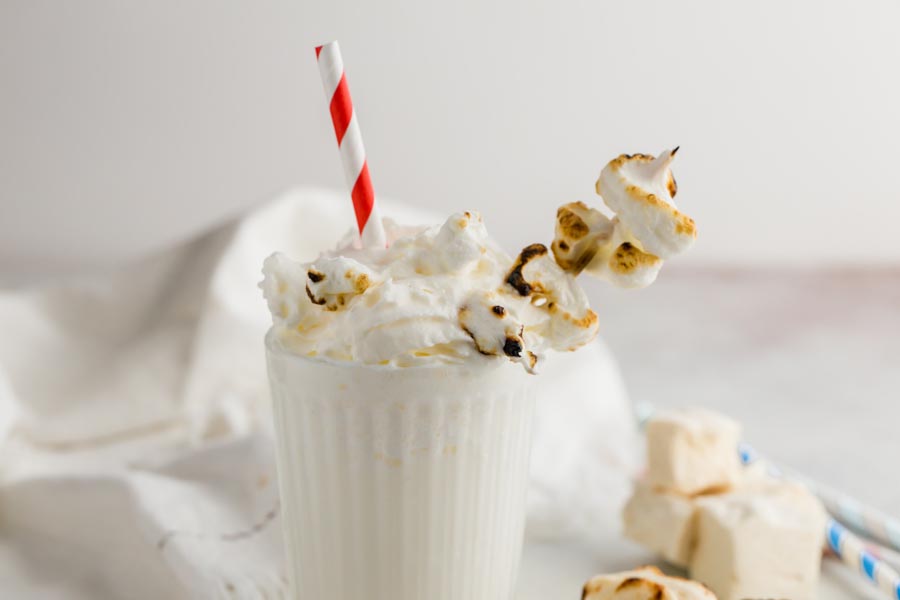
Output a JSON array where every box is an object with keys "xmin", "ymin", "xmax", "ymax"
[{"xmin": 2, "ymin": 1, "xmax": 900, "ymax": 278}]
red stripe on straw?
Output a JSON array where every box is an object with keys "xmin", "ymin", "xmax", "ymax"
[
  {"xmin": 329, "ymin": 75, "xmax": 353, "ymax": 145},
  {"xmin": 350, "ymin": 161, "xmax": 375, "ymax": 233},
  {"xmin": 315, "ymin": 41, "xmax": 386, "ymax": 247}
]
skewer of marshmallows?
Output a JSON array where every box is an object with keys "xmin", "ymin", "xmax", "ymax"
[{"xmin": 553, "ymin": 149, "xmax": 696, "ymax": 288}]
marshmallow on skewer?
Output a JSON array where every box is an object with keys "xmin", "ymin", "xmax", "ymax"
[
  {"xmin": 552, "ymin": 203, "xmax": 662, "ymax": 288},
  {"xmin": 505, "ymin": 243, "xmax": 599, "ymax": 353},
  {"xmin": 552, "ymin": 150, "xmax": 695, "ymax": 289},
  {"xmin": 597, "ymin": 149, "xmax": 696, "ymax": 260}
]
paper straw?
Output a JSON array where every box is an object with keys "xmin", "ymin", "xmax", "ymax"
[
  {"xmin": 809, "ymin": 479, "xmax": 900, "ymax": 555},
  {"xmin": 738, "ymin": 442, "xmax": 900, "ymax": 554},
  {"xmin": 315, "ymin": 41, "xmax": 386, "ymax": 248},
  {"xmin": 827, "ymin": 519, "xmax": 900, "ymax": 600}
]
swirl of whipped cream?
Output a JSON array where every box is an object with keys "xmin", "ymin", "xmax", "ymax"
[{"xmin": 261, "ymin": 212, "xmax": 598, "ymax": 371}]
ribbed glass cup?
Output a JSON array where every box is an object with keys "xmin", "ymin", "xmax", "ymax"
[{"xmin": 266, "ymin": 331, "xmax": 537, "ymax": 600}]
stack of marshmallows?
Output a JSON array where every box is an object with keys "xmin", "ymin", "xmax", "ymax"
[{"xmin": 620, "ymin": 407, "xmax": 827, "ymax": 600}]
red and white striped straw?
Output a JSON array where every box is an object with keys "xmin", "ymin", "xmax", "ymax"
[{"xmin": 315, "ymin": 41, "xmax": 386, "ymax": 248}]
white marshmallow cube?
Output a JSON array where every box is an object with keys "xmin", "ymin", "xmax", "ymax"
[
  {"xmin": 690, "ymin": 481, "xmax": 827, "ymax": 600},
  {"xmin": 622, "ymin": 480, "xmax": 697, "ymax": 568},
  {"xmin": 646, "ymin": 408, "xmax": 742, "ymax": 495}
]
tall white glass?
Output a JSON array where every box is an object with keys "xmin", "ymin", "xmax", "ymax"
[{"xmin": 266, "ymin": 331, "xmax": 537, "ymax": 600}]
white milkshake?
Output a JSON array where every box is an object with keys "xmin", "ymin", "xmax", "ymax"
[
  {"xmin": 262, "ymin": 211, "xmax": 597, "ymax": 599},
  {"xmin": 261, "ymin": 150, "xmax": 695, "ymax": 599},
  {"xmin": 267, "ymin": 340, "xmax": 535, "ymax": 599}
]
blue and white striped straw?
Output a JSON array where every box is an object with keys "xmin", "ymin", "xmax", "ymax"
[
  {"xmin": 827, "ymin": 519, "xmax": 900, "ymax": 600},
  {"xmin": 810, "ymin": 480, "xmax": 900, "ymax": 555},
  {"xmin": 738, "ymin": 441, "xmax": 900, "ymax": 557}
]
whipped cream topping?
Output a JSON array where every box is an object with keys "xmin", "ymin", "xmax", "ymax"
[
  {"xmin": 552, "ymin": 149, "xmax": 696, "ymax": 288},
  {"xmin": 262, "ymin": 211, "xmax": 598, "ymax": 371},
  {"xmin": 263, "ymin": 150, "xmax": 696, "ymax": 369}
]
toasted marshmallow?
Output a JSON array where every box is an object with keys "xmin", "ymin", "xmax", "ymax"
[
  {"xmin": 458, "ymin": 291, "xmax": 537, "ymax": 372},
  {"xmin": 551, "ymin": 202, "xmax": 615, "ymax": 274},
  {"xmin": 623, "ymin": 480, "xmax": 698, "ymax": 568},
  {"xmin": 506, "ymin": 244, "xmax": 599, "ymax": 353},
  {"xmin": 260, "ymin": 252, "xmax": 328, "ymax": 336},
  {"xmin": 690, "ymin": 481, "xmax": 827, "ymax": 600},
  {"xmin": 305, "ymin": 256, "xmax": 378, "ymax": 311},
  {"xmin": 551, "ymin": 205, "xmax": 663, "ymax": 289},
  {"xmin": 595, "ymin": 221, "xmax": 664, "ymax": 289},
  {"xmin": 596, "ymin": 149, "xmax": 696, "ymax": 260},
  {"xmin": 583, "ymin": 566, "xmax": 716, "ymax": 600},
  {"xmin": 646, "ymin": 408, "xmax": 742, "ymax": 495}
]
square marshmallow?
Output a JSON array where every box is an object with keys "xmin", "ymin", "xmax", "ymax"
[
  {"xmin": 646, "ymin": 407, "xmax": 742, "ymax": 495},
  {"xmin": 690, "ymin": 481, "xmax": 827, "ymax": 600},
  {"xmin": 583, "ymin": 565, "xmax": 716, "ymax": 600},
  {"xmin": 622, "ymin": 480, "xmax": 697, "ymax": 568}
]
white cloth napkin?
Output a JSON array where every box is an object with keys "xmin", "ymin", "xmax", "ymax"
[{"xmin": 0, "ymin": 188, "xmax": 637, "ymax": 599}]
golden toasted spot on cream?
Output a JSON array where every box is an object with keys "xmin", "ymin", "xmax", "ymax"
[
  {"xmin": 561, "ymin": 308, "xmax": 598, "ymax": 329},
  {"xmin": 615, "ymin": 577, "xmax": 665, "ymax": 599},
  {"xmin": 623, "ymin": 179, "xmax": 667, "ymax": 207},
  {"xmin": 413, "ymin": 350, "xmax": 431, "ymax": 357},
  {"xmin": 609, "ymin": 242, "xmax": 660, "ymax": 274},
  {"xmin": 276, "ymin": 280, "xmax": 287, "ymax": 294},
  {"xmin": 552, "ymin": 238, "xmax": 598, "ymax": 274},
  {"xmin": 279, "ymin": 302, "xmax": 289, "ymax": 318},
  {"xmin": 457, "ymin": 218, "xmax": 468, "ymax": 229},
  {"xmin": 378, "ymin": 359, "xmax": 390, "ymax": 365},
  {"xmin": 305, "ymin": 350, "xmax": 318, "ymax": 357},
  {"xmin": 355, "ymin": 273, "xmax": 371, "ymax": 293},
  {"xmin": 557, "ymin": 206, "xmax": 590, "ymax": 240},
  {"xmin": 675, "ymin": 215, "xmax": 697, "ymax": 236},
  {"xmin": 667, "ymin": 172, "xmax": 678, "ymax": 198},
  {"xmin": 613, "ymin": 171, "xmax": 696, "ymax": 241},
  {"xmin": 443, "ymin": 445, "xmax": 457, "ymax": 456}
]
